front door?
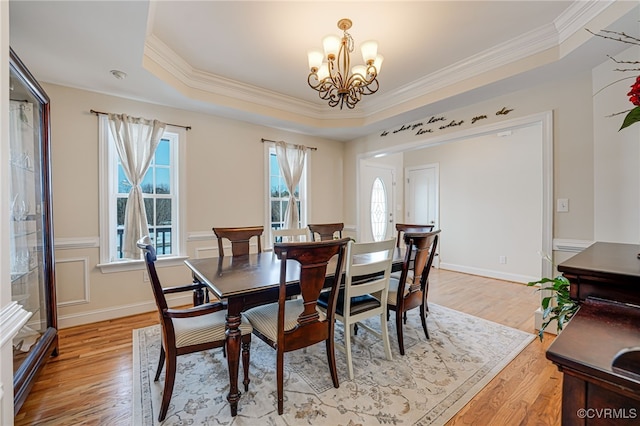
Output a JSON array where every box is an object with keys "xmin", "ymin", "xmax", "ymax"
[{"xmin": 359, "ymin": 162, "xmax": 395, "ymax": 242}]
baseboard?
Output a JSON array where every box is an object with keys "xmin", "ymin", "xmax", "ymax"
[
  {"xmin": 439, "ymin": 262, "xmax": 537, "ymax": 284},
  {"xmin": 57, "ymin": 294, "xmax": 192, "ymax": 329}
]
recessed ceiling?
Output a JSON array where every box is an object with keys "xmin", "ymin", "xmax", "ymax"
[{"xmin": 8, "ymin": 1, "xmax": 640, "ymax": 141}]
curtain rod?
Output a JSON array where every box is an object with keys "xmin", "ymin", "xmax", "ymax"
[
  {"xmin": 90, "ymin": 109, "xmax": 191, "ymax": 130},
  {"xmin": 261, "ymin": 138, "xmax": 317, "ymax": 151}
]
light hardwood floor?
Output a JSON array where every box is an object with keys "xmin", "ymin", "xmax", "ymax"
[{"xmin": 14, "ymin": 269, "xmax": 562, "ymax": 425}]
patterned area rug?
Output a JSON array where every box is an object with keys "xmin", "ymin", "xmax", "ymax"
[{"xmin": 133, "ymin": 304, "xmax": 534, "ymax": 425}]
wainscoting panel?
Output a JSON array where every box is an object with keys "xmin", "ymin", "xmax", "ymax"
[{"xmin": 55, "ymin": 257, "xmax": 90, "ymax": 306}]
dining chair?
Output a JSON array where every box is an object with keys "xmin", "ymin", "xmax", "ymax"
[
  {"xmin": 243, "ymin": 238, "xmax": 350, "ymax": 415},
  {"xmin": 388, "ymin": 230, "xmax": 440, "ymax": 355},
  {"xmin": 137, "ymin": 237, "xmax": 253, "ymax": 421},
  {"xmin": 308, "ymin": 222, "xmax": 344, "ymax": 241},
  {"xmin": 317, "ymin": 238, "xmax": 395, "ymax": 380},
  {"xmin": 271, "ymin": 227, "xmax": 309, "ymax": 243},
  {"xmin": 213, "ymin": 226, "xmax": 264, "ymax": 256},
  {"xmin": 395, "ymin": 223, "xmax": 435, "ymax": 247}
]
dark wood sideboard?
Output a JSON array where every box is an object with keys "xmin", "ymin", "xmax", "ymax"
[{"xmin": 548, "ymin": 242, "xmax": 640, "ymax": 425}]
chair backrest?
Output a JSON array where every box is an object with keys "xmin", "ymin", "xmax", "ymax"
[
  {"xmin": 308, "ymin": 222, "xmax": 344, "ymax": 241},
  {"xmin": 273, "ymin": 238, "xmax": 349, "ymax": 345},
  {"xmin": 271, "ymin": 227, "xmax": 309, "ymax": 244},
  {"xmin": 213, "ymin": 226, "xmax": 264, "ymax": 256},
  {"xmin": 396, "ymin": 230, "xmax": 440, "ymax": 301},
  {"xmin": 137, "ymin": 237, "xmax": 169, "ymax": 314},
  {"xmin": 395, "ymin": 223, "xmax": 435, "ymax": 247},
  {"xmin": 343, "ymin": 238, "xmax": 396, "ymax": 303}
]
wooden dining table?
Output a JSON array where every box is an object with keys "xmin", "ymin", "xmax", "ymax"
[{"xmin": 184, "ymin": 247, "xmax": 406, "ymax": 416}]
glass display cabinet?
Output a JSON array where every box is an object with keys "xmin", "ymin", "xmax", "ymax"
[{"xmin": 9, "ymin": 47, "xmax": 58, "ymax": 413}]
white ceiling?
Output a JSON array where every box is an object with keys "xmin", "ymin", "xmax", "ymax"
[{"xmin": 8, "ymin": 1, "xmax": 640, "ymax": 141}]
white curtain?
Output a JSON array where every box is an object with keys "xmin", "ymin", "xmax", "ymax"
[
  {"xmin": 108, "ymin": 113, "xmax": 166, "ymax": 259},
  {"xmin": 275, "ymin": 141, "xmax": 306, "ymax": 229}
]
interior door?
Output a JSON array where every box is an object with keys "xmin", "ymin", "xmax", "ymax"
[
  {"xmin": 405, "ymin": 164, "xmax": 438, "ymax": 227},
  {"xmin": 359, "ymin": 162, "xmax": 395, "ymax": 242}
]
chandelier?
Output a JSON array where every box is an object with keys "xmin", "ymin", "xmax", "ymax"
[{"xmin": 307, "ymin": 18, "xmax": 383, "ymax": 109}]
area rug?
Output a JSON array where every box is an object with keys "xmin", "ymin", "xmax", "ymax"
[{"xmin": 133, "ymin": 304, "xmax": 534, "ymax": 425}]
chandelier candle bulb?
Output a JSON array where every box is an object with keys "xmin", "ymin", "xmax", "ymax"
[
  {"xmin": 322, "ymin": 35, "xmax": 341, "ymax": 58},
  {"xmin": 308, "ymin": 50, "xmax": 324, "ymax": 70},
  {"xmin": 360, "ymin": 40, "xmax": 378, "ymax": 63}
]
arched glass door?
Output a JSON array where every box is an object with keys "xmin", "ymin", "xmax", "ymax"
[{"xmin": 370, "ymin": 177, "xmax": 388, "ymax": 241}]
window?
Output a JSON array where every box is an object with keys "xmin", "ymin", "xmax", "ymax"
[
  {"xmin": 265, "ymin": 145, "xmax": 307, "ymax": 245},
  {"xmin": 370, "ymin": 177, "xmax": 387, "ymax": 241},
  {"xmin": 98, "ymin": 116, "xmax": 186, "ymax": 270}
]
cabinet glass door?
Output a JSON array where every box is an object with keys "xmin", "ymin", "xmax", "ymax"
[{"xmin": 9, "ymin": 90, "xmax": 45, "ymax": 371}]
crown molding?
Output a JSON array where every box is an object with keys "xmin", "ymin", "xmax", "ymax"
[{"xmin": 143, "ymin": 1, "xmax": 620, "ymax": 128}]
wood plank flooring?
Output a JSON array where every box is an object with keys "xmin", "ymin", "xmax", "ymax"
[{"xmin": 14, "ymin": 269, "xmax": 561, "ymax": 425}]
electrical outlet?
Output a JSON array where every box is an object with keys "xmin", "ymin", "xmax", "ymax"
[
  {"xmin": 499, "ymin": 256, "xmax": 507, "ymax": 264},
  {"xmin": 143, "ymin": 271, "xmax": 149, "ymax": 282},
  {"xmin": 557, "ymin": 198, "xmax": 569, "ymax": 212}
]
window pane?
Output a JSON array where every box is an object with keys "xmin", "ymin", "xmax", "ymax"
[
  {"xmin": 156, "ymin": 168, "xmax": 170, "ymax": 194},
  {"xmin": 117, "ymin": 197, "xmax": 127, "ymax": 226},
  {"xmin": 154, "ymin": 226, "xmax": 172, "ymax": 255},
  {"xmin": 155, "ymin": 139, "xmax": 170, "ymax": 166},
  {"xmin": 271, "ymin": 200, "xmax": 280, "ymax": 222},
  {"xmin": 156, "ymin": 199, "xmax": 171, "ymax": 226},
  {"xmin": 118, "ymin": 165, "xmax": 131, "ymax": 194},
  {"xmin": 144, "ymin": 198, "xmax": 153, "ymax": 225},
  {"xmin": 270, "ymin": 153, "xmax": 279, "ymax": 174},
  {"xmin": 141, "ymin": 169, "xmax": 153, "ymax": 194},
  {"xmin": 370, "ymin": 178, "xmax": 387, "ymax": 242}
]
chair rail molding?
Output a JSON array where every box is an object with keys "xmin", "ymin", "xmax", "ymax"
[
  {"xmin": 552, "ymin": 238, "xmax": 594, "ymax": 253},
  {"xmin": 55, "ymin": 237, "xmax": 100, "ymax": 250}
]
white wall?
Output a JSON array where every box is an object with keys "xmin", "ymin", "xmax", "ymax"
[
  {"xmin": 594, "ymin": 45, "xmax": 640, "ymax": 243},
  {"xmin": 403, "ymin": 124, "xmax": 543, "ymax": 282},
  {"xmin": 45, "ymin": 83, "xmax": 345, "ymax": 327},
  {"xmin": 344, "ymin": 70, "xmax": 596, "ymax": 279}
]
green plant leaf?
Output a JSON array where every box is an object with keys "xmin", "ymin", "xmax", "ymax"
[{"xmin": 620, "ymin": 106, "xmax": 640, "ymax": 130}]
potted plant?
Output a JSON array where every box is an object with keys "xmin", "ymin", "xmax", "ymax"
[{"xmin": 527, "ymin": 259, "xmax": 579, "ymax": 341}]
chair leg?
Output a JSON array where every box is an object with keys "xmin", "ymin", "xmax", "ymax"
[
  {"xmin": 380, "ymin": 313, "xmax": 393, "ymax": 361},
  {"xmin": 241, "ymin": 334, "xmax": 251, "ymax": 391},
  {"xmin": 154, "ymin": 346, "xmax": 166, "ymax": 381},
  {"xmin": 420, "ymin": 302, "xmax": 430, "ymax": 340},
  {"xmin": 158, "ymin": 351, "xmax": 177, "ymax": 421},
  {"xmin": 326, "ymin": 336, "xmax": 340, "ymax": 389},
  {"xmin": 276, "ymin": 348, "xmax": 284, "ymax": 415},
  {"xmin": 396, "ymin": 309, "xmax": 406, "ymax": 356},
  {"xmin": 345, "ymin": 321, "xmax": 354, "ymax": 380}
]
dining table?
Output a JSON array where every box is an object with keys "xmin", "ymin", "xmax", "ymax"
[{"xmin": 184, "ymin": 246, "xmax": 406, "ymax": 416}]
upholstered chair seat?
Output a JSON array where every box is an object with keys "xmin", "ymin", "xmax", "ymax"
[
  {"xmin": 386, "ymin": 277, "xmax": 412, "ymax": 307},
  {"xmin": 173, "ymin": 311, "xmax": 252, "ymax": 348},
  {"xmin": 244, "ymin": 299, "xmax": 327, "ymax": 342}
]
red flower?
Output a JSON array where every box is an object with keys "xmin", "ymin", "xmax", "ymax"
[{"xmin": 627, "ymin": 75, "xmax": 640, "ymax": 106}]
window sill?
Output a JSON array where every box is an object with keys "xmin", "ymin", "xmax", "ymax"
[{"xmin": 97, "ymin": 255, "xmax": 189, "ymax": 273}]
